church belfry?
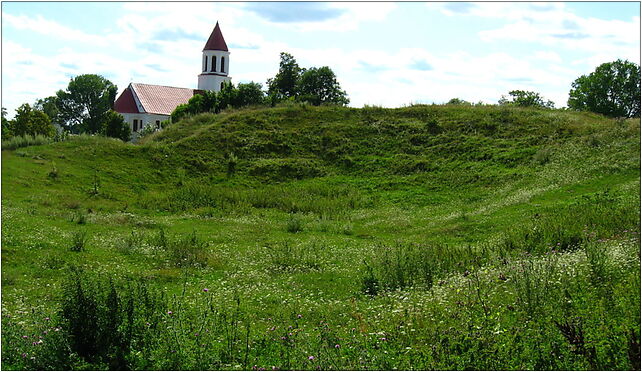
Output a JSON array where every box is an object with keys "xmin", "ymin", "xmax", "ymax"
[{"xmin": 198, "ymin": 22, "xmax": 231, "ymax": 92}]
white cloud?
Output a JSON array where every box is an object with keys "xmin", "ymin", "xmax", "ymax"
[
  {"xmin": 3, "ymin": 13, "xmax": 109, "ymax": 46},
  {"xmin": 432, "ymin": 2, "xmax": 639, "ymax": 61},
  {"xmin": 1, "ymin": 2, "xmax": 638, "ymax": 116}
]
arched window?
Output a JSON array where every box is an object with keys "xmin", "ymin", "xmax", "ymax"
[
  {"xmin": 211, "ymin": 56, "xmax": 216, "ymax": 72},
  {"xmin": 221, "ymin": 57, "xmax": 225, "ymax": 73},
  {"xmin": 203, "ymin": 55, "xmax": 207, "ymax": 72}
]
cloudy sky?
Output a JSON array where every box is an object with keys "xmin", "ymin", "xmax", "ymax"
[{"xmin": 2, "ymin": 1, "xmax": 640, "ymax": 117}]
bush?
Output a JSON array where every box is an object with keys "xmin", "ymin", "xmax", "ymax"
[{"xmin": 102, "ymin": 110, "xmax": 131, "ymax": 141}]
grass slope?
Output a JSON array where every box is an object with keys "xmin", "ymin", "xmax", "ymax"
[{"xmin": 2, "ymin": 104, "xmax": 640, "ymax": 370}]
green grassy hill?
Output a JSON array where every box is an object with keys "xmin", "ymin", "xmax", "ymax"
[{"xmin": 2, "ymin": 104, "xmax": 640, "ymax": 370}]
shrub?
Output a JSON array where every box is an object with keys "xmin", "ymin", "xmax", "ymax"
[{"xmin": 102, "ymin": 111, "xmax": 131, "ymax": 141}]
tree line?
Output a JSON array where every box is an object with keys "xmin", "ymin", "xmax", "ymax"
[
  {"xmin": 171, "ymin": 52, "xmax": 349, "ymax": 121},
  {"xmin": 2, "ymin": 74, "xmax": 131, "ymax": 142},
  {"xmin": 450, "ymin": 59, "xmax": 640, "ymax": 118},
  {"xmin": 1, "ymin": 57, "xmax": 639, "ymax": 144}
]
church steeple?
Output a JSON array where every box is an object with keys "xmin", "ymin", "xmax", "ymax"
[
  {"xmin": 203, "ymin": 22, "xmax": 228, "ymax": 51},
  {"xmin": 198, "ymin": 22, "xmax": 231, "ymax": 92}
]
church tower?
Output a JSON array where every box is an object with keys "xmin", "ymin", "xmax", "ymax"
[{"xmin": 198, "ymin": 22, "xmax": 231, "ymax": 92}]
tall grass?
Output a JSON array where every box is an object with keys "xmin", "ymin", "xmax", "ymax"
[
  {"xmin": 3, "ymin": 236, "xmax": 638, "ymax": 370},
  {"xmin": 501, "ymin": 189, "xmax": 639, "ymax": 254},
  {"xmin": 361, "ymin": 188, "xmax": 639, "ymax": 296},
  {"xmin": 138, "ymin": 182, "xmax": 365, "ymax": 218},
  {"xmin": 2, "ymin": 135, "xmax": 52, "ymax": 150}
]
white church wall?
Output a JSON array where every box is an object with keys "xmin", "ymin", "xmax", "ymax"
[{"xmin": 122, "ymin": 113, "xmax": 170, "ymax": 134}]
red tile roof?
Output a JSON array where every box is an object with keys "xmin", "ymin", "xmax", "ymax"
[
  {"xmin": 113, "ymin": 86, "xmax": 140, "ymax": 113},
  {"xmin": 130, "ymin": 83, "xmax": 196, "ymax": 116},
  {"xmin": 203, "ymin": 22, "xmax": 228, "ymax": 51}
]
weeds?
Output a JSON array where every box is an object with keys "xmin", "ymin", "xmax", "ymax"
[
  {"xmin": 1, "ymin": 134, "xmax": 52, "ymax": 150},
  {"xmin": 89, "ymin": 171, "xmax": 100, "ymax": 196},
  {"xmin": 1, "ymin": 104, "xmax": 639, "ymax": 370},
  {"xmin": 138, "ymin": 182, "xmax": 364, "ymax": 218},
  {"xmin": 265, "ymin": 241, "xmax": 324, "ymax": 272},
  {"xmin": 165, "ymin": 231, "xmax": 210, "ymax": 268},
  {"xmin": 70, "ymin": 231, "xmax": 88, "ymax": 252},
  {"xmin": 286, "ymin": 214, "xmax": 304, "ymax": 233},
  {"xmin": 48, "ymin": 162, "xmax": 58, "ymax": 179}
]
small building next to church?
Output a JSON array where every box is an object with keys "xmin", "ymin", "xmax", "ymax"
[{"xmin": 113, "ymin": 22, "xmax": 231, "ymax": 134}]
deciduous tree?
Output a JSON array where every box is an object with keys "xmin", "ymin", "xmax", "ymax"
[
  {"xmin": 297, "ymin": 66, "xmax": 349, "ymax": 106},
  {"xmin": 56, "ymin": 74, "xmax": 118, "ymax": 133},
  {"xmin": 236, "ymin": 82, "xmax": 265, "ymax": 107},
  {"xmin": 498, "ymin": 90, "xmax": 555, "ymax": 109},
  {"xmin": 267, "ymin": 52, "xmax": 303, "ymax": 99},
  {"xmin": 568, "ymin": 59, "xmax": 640, "ymax": 118},
  {"xmin": 34, "ymin": 96, "xmax": 60, "ymax": 126},
  {"xmin": 9, "ymin": 103, "xmax": 55, "ymax": 137},
  {"xmin": 1, "ymin": 107, "xmax": 11, "ymax": 140}
]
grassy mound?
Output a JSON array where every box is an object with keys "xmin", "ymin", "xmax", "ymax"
[{"xmin": 2, "ymin": 104, "xmax": 640, "ymax": 370}]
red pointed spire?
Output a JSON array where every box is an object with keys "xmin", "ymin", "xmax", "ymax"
[{"xmin": 203, "ymin": 22, "xmax": 228, "ymax": 51}]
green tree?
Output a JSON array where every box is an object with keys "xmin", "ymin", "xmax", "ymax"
[
  {"xmin": 498, "ymin": 90, "xmax": 555, "ymax": 109},
  {"xmin": 34, "ymin": 96, "xmax": 60, "ymax": 126},
  {"xmin": 568, "ymin": 59, "xmax": 640, "ymax": 118},
  {"xmin": 56, "ymin": 74, "xmax": 118, "ymax": 133},
  {"xmin": 297, "ymin": 66, "xmax": 349, "ymax": 106},
  {"xmin": 102, "ymin": 111, "xmax": 131, "ymax": 141},
  {"xmin": 171, "ymin": 103, "xmax": 191, "ymax": 123},
  {"xmin": 267, "ymin": 52, "xmax": 303, "ymax": 99},
  {"xmin": 236, "ymin": 82, "xmax": 265, "ymax": 107},
  {"xmin": 9, "ymin": 103, "xmax": 55, "ymax": 137},
  {"xmin": 171, "ymin": 90, "xmax": 218, "ymax": 122},
  {"xmin": 186, "ymin": 94, "xmax": 206, "ymax": 113},
  {"xmin": 217, "ymin": 81, "xmax": 239, "ymax": 111},
  {"xmin": 200, "ymin": 90, "xmax": 218, "ymax": 113},
  {"xmin": 1, "ymin": 107, "xmax": 11, "ymax": 140},
  {"xmin": 446, "ymin": 98, "xmax": 472, "ymax": 105}
]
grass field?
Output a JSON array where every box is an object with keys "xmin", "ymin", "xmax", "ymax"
[{"xmin": 1, "ymin": 104, "xmax": 640, "ymax": 370}]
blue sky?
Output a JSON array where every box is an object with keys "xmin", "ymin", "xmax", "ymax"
[{"xmin": 2, "ymin": 2, "xmax": 640, "ymax": 117}]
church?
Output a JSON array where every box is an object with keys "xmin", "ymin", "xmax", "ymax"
[{"xmin": 113, "ymin": 22, "xmax": 231, "ymax": 133}]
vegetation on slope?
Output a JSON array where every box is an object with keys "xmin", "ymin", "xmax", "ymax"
[{"xmin": 2, "ymin": 104, "xmax": 640, "ymax": 370}]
